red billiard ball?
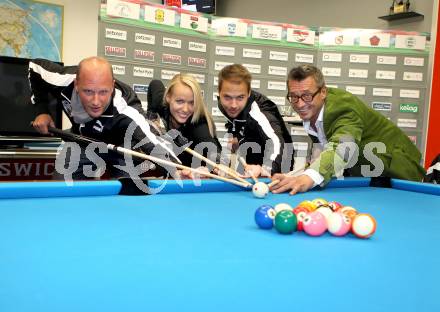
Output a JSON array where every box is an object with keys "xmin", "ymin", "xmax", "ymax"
[
  {"xmin": 303, "ymin": 211, "xmax": 327, "ymax": 236},
  {"xmin": 293, "ymin": 206, "xmax": 308, "ymax": 231},
  {"xmin": 328, "ymin": 201, "xmax": 343, "ymax": 211}
]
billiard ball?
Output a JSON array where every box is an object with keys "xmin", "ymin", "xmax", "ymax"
[
  {"xmin": 352, "ymin": 213, "xmax": 377, "ymax": 239},
  {"xmin": 340, "ymin": 206, "xmax": 358, "ymax": 220},
  {"xmin": 292, "ymin": 206, "xmax": 309, "ymax": 231},
  {"xmin": 316, "ymin": 205, "xmax": 333, "ymax": 223},
  {"xmin": 327, "ymin": 212, "xmax": 352, "ymax": 236},
  {"xmin": 255, "ymin": 205, "xmax": 276, "ymax": 229},
  {"xmin": 274, "ymin": 210, "xmax": 297, "ymax": 234},
  {"xmin": 274, "ymin": 203, "xmax": 293, "ymax": 213},
  {"xmin": 328, "ymin": 201, "xmax": 343, "ymax": 211},
  {"xmin": 312, "ymin": 198, "xmax": 328, "ymax": 207},
  {"xmin": 303, "ymin": 211, "xmax": 327, "ymax": 236},
  {"xmin": 252, "ymin": 182, "xmax": 269, "ymax": 198},
  {"xmin": 297, "ymin": 200, "xmax": 317, "ymax": 212}
]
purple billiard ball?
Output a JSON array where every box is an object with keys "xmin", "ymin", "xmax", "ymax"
[{"xmin": 255, "ymin": 205, "xmax": 276, "ymax": 229}]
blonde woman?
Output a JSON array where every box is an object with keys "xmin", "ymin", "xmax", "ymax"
[{"xmin": 147, "ymin": 74, "xmax": 222, "ymax": 169}]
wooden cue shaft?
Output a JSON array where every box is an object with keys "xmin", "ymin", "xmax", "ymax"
[
  {"xmin": 238, "ymin": 156, "xmax": 259, "ymax": 184},
  {"xmin": 184, "ymin": 147, "xmax": 252, "ymax": 186},
  {"xmin": 107, "ymin": 144, "xmax": 250, "ymax": 188}
]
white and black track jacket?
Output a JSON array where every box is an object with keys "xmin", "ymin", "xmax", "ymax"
[
  {"xmin": 218, "ymin": 90, "xmax": 294, "ymax": 174},
  {"xmin": 28, "ymin": 58, "xmax": 178, "ymax": 166}
]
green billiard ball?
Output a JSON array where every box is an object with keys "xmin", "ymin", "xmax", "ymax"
[{"xmin": 274, "ymin": 210, "xmax": 297, "ymax": 234}]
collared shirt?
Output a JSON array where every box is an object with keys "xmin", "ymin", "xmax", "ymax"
[{"xmin": 301, "ymin": 106, "xmax": 326, "ymax": 187}]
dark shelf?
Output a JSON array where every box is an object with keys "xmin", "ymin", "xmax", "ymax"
[{"xmin": 379, "ymin": 11, "xmax": 424, "ymax": 21}]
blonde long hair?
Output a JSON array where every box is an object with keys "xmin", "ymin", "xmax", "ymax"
[{"xmin": 164, "ymin": 73, "xmax": 216, "ymax": 137}]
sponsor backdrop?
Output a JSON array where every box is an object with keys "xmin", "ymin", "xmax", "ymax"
[{"xmin": 98, "ymin": 0, "xmax": 430, "ymax": 157}]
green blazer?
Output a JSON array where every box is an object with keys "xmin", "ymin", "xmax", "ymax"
[{"xmin": 309, "ymin": 88, "xmax": 425, "ymax": 184}]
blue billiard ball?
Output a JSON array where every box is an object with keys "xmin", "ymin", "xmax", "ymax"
[{"xmin": 255, "ymin": 205, "xmax": 276, "ymax": 229}]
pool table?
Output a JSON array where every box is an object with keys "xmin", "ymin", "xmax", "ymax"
[{"xmin": 0, "ymin": 178, "xmax": 440, "ymax": 312}]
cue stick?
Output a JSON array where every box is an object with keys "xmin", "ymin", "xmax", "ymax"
[
  {"xmin": 48, "ymin": 127, "xmax": 250, "ymax": 188},
  {"xmin": 238, "ymin": 156, "xmax": 259, "ymax": 184},
  {"xmin": 183, "ymin": 147, "xmax": 252, "ymax": 187},
  {"xmin": 268, "ymin": 164, "xmax": 308, "ymax": 188}
]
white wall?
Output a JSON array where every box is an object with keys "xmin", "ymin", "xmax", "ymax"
[
  {"xmin": 44, "ymin": 0, "xmax": 100, "ymax": 65},
  {"xmin": 217, "ymin": 0, "xmax": 434, "ymax": 33}
]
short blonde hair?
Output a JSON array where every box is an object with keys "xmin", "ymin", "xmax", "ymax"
[{"xmin": 164, "ymin": 73, "xmax": 216, "ymax": 137}]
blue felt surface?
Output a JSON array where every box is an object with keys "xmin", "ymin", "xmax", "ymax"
[
  {"xmin": 0, "ymin": 180, "xmax": 121, "ymax": 199},
  {"xmin": 0, "ymin": 181, "xmax": 440, "ymax": 312}
]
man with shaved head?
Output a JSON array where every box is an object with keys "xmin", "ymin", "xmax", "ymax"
[{"xmin": 29, "ymin": 57, "xmax": 177, "ymax": 180}]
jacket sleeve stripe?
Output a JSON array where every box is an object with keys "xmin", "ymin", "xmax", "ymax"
[
  {"xmin": 112, "ymin": 89, "xmax": 180, "ymax": 162},
  {"xmin": 249, "ymin": 102, "xmax": 281, "ymax": 161},
  {"xmin": 29, "ymin": 61, "xmax": 76, "ymax": 87}
]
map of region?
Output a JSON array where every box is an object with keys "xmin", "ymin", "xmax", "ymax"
[{"xmin": 0, "ymin": 0, "xmax": 62, "ymax": 61}]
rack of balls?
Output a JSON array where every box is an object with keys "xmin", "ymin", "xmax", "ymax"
[{"xmin": 254, "ymin": 198, "xmax": 377, "ymax": 238}]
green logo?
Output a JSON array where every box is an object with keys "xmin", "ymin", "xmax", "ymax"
[{"xmin": 400, "ymin": 103, "xmax": 418, "ymax": 113}]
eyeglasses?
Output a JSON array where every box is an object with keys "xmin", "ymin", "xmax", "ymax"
[{"xmin": 286, "ymin": 88, "xmax": 322, "ymax": 104}]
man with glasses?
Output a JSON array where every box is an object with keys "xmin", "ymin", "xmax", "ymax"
[
  {"xmin": 271, "ymin": 64, "xmax": 425, "ymax": 195},
  {"xmin": 218, "ymin": 64, "xmax": 293, "ymax": 177}
]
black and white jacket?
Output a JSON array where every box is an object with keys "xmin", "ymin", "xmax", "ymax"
[
  {"xmin": 28, "ymin": 58, "xmax": 178, "ymax": 164},
  {"xmin": 218, "ymin": 90, "xmax": 294, "ymax": 175}
]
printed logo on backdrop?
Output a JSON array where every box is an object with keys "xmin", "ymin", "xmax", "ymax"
[
  {"xmin": 188, "ymin": 42, "xmax": 206, "ymax": 53},
  {"xmin": 163, "ymin": 37, "xmax": 181, "ymax": 49},
  {"xmin": 134, "ymin": 49, "xmax": 155, "ymax": 62},
  {"xmin": 161, "ymin": 70, "xmax": 180, "ymax": 80},
  {"xmin": 211, "ymin": 18, "xmax": 248, "ymax": 37},
  {"xmin": 135, "ymin": 33, "xmax": 155, "ymax": 45},
  {"xmin": 105, "ymin": 28, "xmax": 127, "ymax": 41},
  {"xmin": 106, "ymin": 0, "xmax": 140, "ymax": 20},
  {"xmin": 243, "ymin": 64, "xmax": 261, "ymax": 74},
  {"xmin": 372, "ymin": 88, "xmax": 393, "ymax": 97},
  {"xmin": 104, "ymin": 46, "xmax": 126, "ymax": 58},
  {"xmin": 252, "ymin": 24, "xmax": 282, "ymax": 41},
  {"xmin": 188, "ymin": 57, "xmax": 207, "ymax": 68},
  {"xmin": 144, "ymin": 6, "xmax": 176, "ymax": 26},
  {"xmin": 399, "ymin": 103, "xmax": 418, "ymax": 113},
  {"xmin": 180, "ymin": 13, "xmax": 209, "ymax": 33},
  {"xmin": 395, "ymin": 35, "xmax": 426, "ymax": 50},
  {"xmin": 295, "ymin": 53, "xmax": 313, "ymax": 63},
  {"xmin": 188, "ymin": 73, "xmax": 205, "ymax": 84},
  {"xmin": 399, "ymin": 89, "xmax": 420, "ymax": 99},
  {"xmin": 162, "ymin": 53, "xmax": 182, "ymax": 65},
  {"xmin": 112, "ymin": 64, "xmax": 126, "ymax": 75},
  {"xmin": 286, "ymin": 29, "xmax": 315, "ymax": 45},
  {"xmin": 243, "ymin": 48, "xmax": 263, "ymax": 59},
  {"xmin": 267, "ymin": 81, "xmax": 286, "ymax": 91},
  {"xmin": 133, "ymin": 66, "xmax": 154, "ymax": 78},
  {"xmin": 269, "ymin": 51, "xmax": 288, "ymax": 61},
  {"xmin": 359, "ymin": 33, "xmax": 390, "ymax": 48},
  {"xmin": 133, "ymin": 84, "xmax": 149, "ymax": 94},
  {"xmin": 372, "ymin": 102, "xmax": 392, "ymax": 111},
  {"xmin": 397, "ymin": 119, "xmax": 417, "ymax": 128}
]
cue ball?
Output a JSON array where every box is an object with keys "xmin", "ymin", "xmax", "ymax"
[
  {"xmin": 352, "ymin": 213, "xmax": 377, "ymax": 239},
  {"xmin": 252, "ymin": 182, "xmax": 269, "ymax": 198}
]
